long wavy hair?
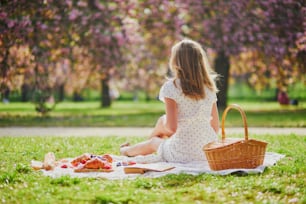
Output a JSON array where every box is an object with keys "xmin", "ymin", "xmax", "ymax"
[{"xmin": 169, "ymin": 39, "xmax": 218, "ymax": 100}]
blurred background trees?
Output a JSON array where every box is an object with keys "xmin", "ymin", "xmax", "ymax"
[
  {"xmin": 1, "ymin": 0, "xmax": 305, "ymax": 113},
  {"xmin": 177, "ymin": 0, "xmax": 305, "ymax": 107}
]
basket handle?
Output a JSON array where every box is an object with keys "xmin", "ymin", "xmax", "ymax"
[{"xmin": 221, "ymin": 104, "xmax": 248, "ymax": 141}]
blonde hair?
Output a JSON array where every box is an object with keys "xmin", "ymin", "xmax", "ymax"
[{"xmin": 169, "ymin": 39, "xmax": 218, "ymax": 100}]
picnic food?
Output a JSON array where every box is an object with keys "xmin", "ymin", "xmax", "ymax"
[
  {"xmin": 31, "ymin": 152, "xmax": 62, "ymax": 170},
  {"xmin": 61, "ymin": 164, "xmax": 68, "ymax": 168},
  {"xmin": 101, "ymin": 154, "xmax": 113, "ymax": 163},
  {"xmin": 72, "ymin": 154, "xmax": 114, "ymax": 172},
  {"xmin": 70, "ymin": 153, "xmax": 113, "ymax": 166},
  {"xmin": 83, "ymin": 158, "xmax": 111, "ymax": 169},
  {"xmin": 116, "ymin": 161, "xmax": 136, "ymax": 167},
  {"xmin": 43, "ymin": 152, "xmax": 56, "ymax": 171},
  {"xmin": 31, "ymin": 160, "xmax": 44, "ymax": 170},
  {"xmin": 70, "ymin": 153, "xmax": 91, "ymax": 167},
  {"xmin": 31, "ymin": 152, "xmax": 115, "ymax": 173}
]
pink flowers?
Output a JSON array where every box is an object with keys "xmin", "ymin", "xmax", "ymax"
[{"xmin": 69, "ymin": 9, "xmax": 80, "ymax": 21}]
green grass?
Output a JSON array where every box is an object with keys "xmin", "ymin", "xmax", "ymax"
[
  {"xmin": 228, "ymin": 81, "xmax": 306, "ymax": 101},
  {"xmin": 0, "ymin": 101, "xmax": 163, "ymax": 127},
  {"xmin": 0, "ymin": 100, "xmax": 305, "ymax": 127},
  {"xmin": 0, "ymin": 134, "xmax": 305, "ymax": 203}
]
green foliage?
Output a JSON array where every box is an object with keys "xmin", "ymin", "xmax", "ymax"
[
  {"xmin": 2, "ymin": 0, "xmax": 304, "ymax": 114},
  {"xmin": 228, "ymin": 81, "xmax": 306, "ymax": 101},
  {"xmin": 94, "ymin": 195, "xmax": 134, "ymax": 204},
  {"xmin": 0, "ymin": 100, "xmax": 305, "ymax": 127},
  {"xmin": 0, "ymin": 172, "xmax": 18, "ymax": 184},
  {"xmin": 32, "ymin": 89, "xmax": 56, "ymax": 116},
  {"xmin": 0, "ymin": 135, "xmax": 305, "ymax": 203},
  {"xmin": 15, "ymin": 163, "xmax": 31, "ymax": 174}
]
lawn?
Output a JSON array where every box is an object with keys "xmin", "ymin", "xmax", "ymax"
[
  {"xmin": 0, "ymin": 100, "xmax": 305, "ymax": 127},
  {"xmin": 1, "ymin": 99, "xmax": 305, "ymax": 203},
  {"xmin": 0, "ymin": 134, "xmax": 305, "ymax": 203}
]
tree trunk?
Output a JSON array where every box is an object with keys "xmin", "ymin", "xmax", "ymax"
[
  {"xmin": 214, "ymin": 51, "xmax": 230, "ymax": 109},
  {"xmin": 57, "ymin": 84, "xmax": 65, "ymax": 102},
  {"xmin": 21, "ymin": 83, "xmax": 31, "ymax": 102},
  {"xmin": 101, "ymin": 77, "xmax": 111, "ymax": 107},
  {"xmin": 73, "ymin": 91, "xmax": 83, "ymax": 102},
  {"xmin": 0, "ymin": 47, "xmax": 10, "ymax": 99},
  {"xmin": 145, "ymin": 92, "xmax": 151, "ymax": 101}
]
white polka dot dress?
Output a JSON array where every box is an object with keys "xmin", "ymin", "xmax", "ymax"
[{"xmin": 134, "ymin": 79, "xmax": 218, "ymax": 163}]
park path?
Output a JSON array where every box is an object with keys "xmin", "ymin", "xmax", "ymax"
[{"xmin": 0, "ymin": 127, "xmax": 305, "ymax": 137}]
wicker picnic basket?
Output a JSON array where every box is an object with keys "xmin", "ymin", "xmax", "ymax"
[{"xmin": 203, "ymin": 104, "xmax": 268, "ymax": 170}]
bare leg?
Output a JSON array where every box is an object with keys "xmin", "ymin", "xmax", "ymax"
[
  {"xmin": 149, "ymin": 115, "xmax": 172, "ymax": 139},
  {"xmin": 120, "ymin": 136, "xmax": 164, "ymax": 157},
  {"xmin": 149, "ymin": 118, "xmax": 162, "ymax": 138}
]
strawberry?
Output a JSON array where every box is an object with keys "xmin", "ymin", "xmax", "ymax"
[
  {"xmin": 61, "ymin": 164, "xmax": 68, "ymax": 168},
  {"xmin": 103, "ymin": 163, "xmax": 112, "ymax": 169},
  {"xmin": 128, "ymin": 161, "xmax": 136, "ymax": 165}
]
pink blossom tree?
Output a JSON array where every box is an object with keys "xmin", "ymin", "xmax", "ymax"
[
  {"xmin": 121, "ymin": 0, "xmax": 183, "ymax": 100},
  {"xmin": 0, "ymin": 0, "xmax": 132, "ymax": 113},
  {"xmin": 178, "ymin": 0, "xmax": 305, "ymax": 107}
]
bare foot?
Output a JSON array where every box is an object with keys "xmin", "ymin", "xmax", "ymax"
[
  {"xmin": 120, "ymin": 142, "xmax": 130, "ymax": 148},
  {"xmin": 120, "ymin": 146, "xmax": 130, "ymax": 156},
  {"xmin": 119, "ymin": 142, "xmax": 130, "ymax": 156}
]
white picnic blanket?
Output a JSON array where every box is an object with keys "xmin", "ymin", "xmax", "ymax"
[{"xmin": 41, "ymin": 152, "xmax": 285, "ymax": 180}]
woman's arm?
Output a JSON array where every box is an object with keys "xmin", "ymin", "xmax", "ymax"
[
  {"xmin": 210, "ymin": 102, "xmax": 219, "ymax": 134},
  {"xmin": 149, "ymin": 97, "xmax": 177, "ymax": 138}
]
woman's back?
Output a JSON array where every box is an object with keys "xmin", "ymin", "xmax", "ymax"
[
  {"xmin": 158, "ymin": 79, "xmax": 218, "ymax": 162},
  {"xmin": 120, "ymin": 39, "xmax": 219, "ymax": 164}
]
